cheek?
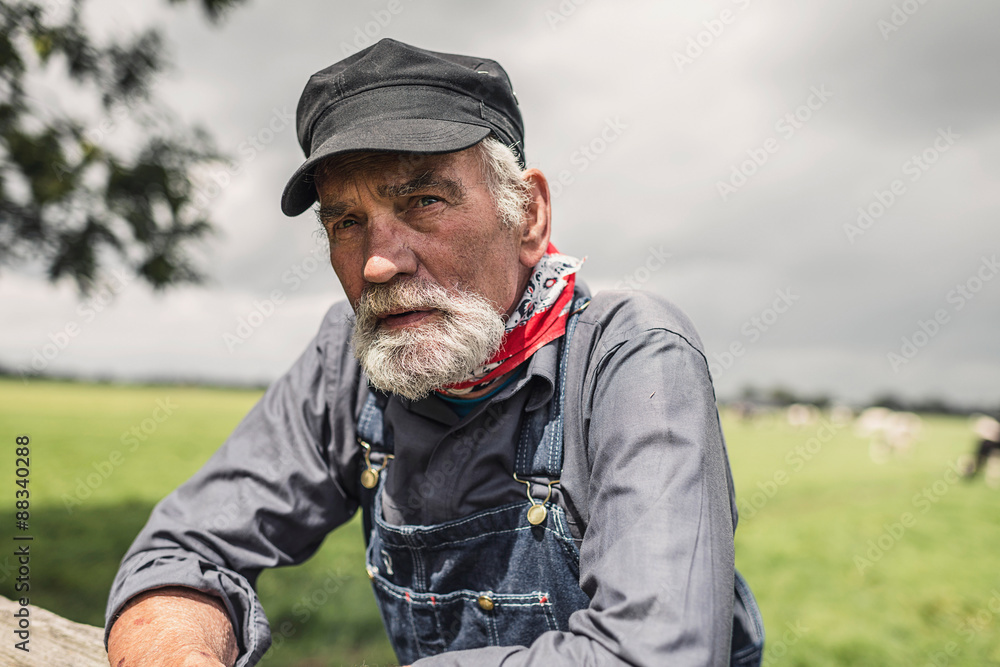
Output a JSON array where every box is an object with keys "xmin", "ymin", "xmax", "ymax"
[
  {"xmin": 330, "ymin": 251, "xmax": 364, "ymax": 304},
  {"xmin": 449, "ymin": 234, "xmax": 512, "ymax": 275},
  {"xmin": 451, "ymin": 237, "xmax": 522, "ymax": 304}
]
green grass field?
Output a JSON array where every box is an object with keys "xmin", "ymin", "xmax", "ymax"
[{"xmin": 1, "ymin": 378, "xmax": 998, "ymax": 666}]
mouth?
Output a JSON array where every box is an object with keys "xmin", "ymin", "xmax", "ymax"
[{"xmin": 379, "ymin": 308, "xmax": 437, "ymax": 328}]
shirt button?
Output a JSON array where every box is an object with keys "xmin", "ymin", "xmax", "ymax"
[{"xmin": 477, "ymin": 594, "xmax": 495, "ymax": 611}]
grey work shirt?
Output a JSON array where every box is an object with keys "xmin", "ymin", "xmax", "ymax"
[{"xmin": 106, "ymin": 284, "xmax": 740, "ymax": 667}]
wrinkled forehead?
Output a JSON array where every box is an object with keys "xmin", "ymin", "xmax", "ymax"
[{"xmin": 313, "ymin": 148, "xmax": 476, "ymax": 200}]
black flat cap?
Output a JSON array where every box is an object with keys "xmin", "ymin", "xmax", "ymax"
[{"xmin": 281, "ymin": 38, "xmax": 525, "ymax": 217}]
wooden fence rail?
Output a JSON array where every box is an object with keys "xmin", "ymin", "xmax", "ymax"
[{"xmin": 0, "ymin": 595, "xmax": 107, "ymax": 666}]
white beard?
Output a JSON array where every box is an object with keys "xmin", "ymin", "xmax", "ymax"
[{"xmin": 351, "ymin": 279, "xmax": 505, "ymax": 401}]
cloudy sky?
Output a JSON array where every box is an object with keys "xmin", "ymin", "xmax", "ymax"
[{"xmin": 3, "ymin": 0, "xmax": 998, "ymax": 407}]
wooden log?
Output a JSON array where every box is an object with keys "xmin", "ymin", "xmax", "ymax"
[{"xmin": 0, "ymin": 595, "xmax": 107, "ymax": 666}]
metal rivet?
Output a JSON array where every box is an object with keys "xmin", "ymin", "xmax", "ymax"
[
  {"xmin": 366, "ymin": 566, "xmax": 376, "ymax": 580},
  {"xmin": 477, "ymin": 594, "xmax": 495, "ymax": 611},
  {"xmin": 527, "ymin": 504, "xmax": 547, "ymax": 525}
]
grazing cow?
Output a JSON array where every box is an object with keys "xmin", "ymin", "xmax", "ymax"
[
  {"xmin": 855, "ymin": 407, "xmax": 923, "ymax": 463},
  {"xmin": 961, "ymin": 415, "xmax": 1000, "ymax": 487},
  {"xmin": 786, "ymin": 403, "xmax": 820, "ymax": 428},
  {"xmin": 829, "ymin": 404, "xmax": 854, "ymax": 427}
]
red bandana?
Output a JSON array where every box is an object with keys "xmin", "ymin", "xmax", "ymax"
[{"xmin": 436, "ymin": 243, "xmax": 584, "ymax": 396}]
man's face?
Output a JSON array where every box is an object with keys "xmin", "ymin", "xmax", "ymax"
[
  {"xmin": 316, "ymin": 146, "xmax": 525, "ymax": 316},
  {"xmin": 315, "ymin": 146, "xmax": 529, "ymax": 399}
]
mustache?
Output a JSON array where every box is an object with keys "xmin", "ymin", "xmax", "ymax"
[{"xmin": 354, "ymin": 279, "xmax": 459, "ymax": 329}]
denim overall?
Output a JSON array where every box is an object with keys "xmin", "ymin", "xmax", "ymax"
[{"xmin": 357, "ymin": 297, "xmax": 765, "ymax": 665}]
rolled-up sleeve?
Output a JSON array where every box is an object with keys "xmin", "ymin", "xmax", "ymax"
[
  {"xmin": 105, "ymin": 304, "xmax": 363, "ymax": 666},
  {"xmin": 418, "ymin": 294, "xmax": 737, "ymax": 666}
]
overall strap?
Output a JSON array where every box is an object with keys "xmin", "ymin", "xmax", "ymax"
[
  {"xmin": 513, "ymin": 295, "xmax": 590, "ymax": 479},
  {"xmin": 357, "ymin": 389, "xmax": 392, "ymax": 453},
  {"xmin": 357, "ymin": 389, "xmax": 391, "ymax": 544}
]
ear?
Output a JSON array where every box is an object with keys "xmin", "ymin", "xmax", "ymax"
[{"xmin": 519, "ymin": 168, "xmax": 552, "ymax": 269}]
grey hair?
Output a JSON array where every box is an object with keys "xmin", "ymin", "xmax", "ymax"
[{"xmin": 474, "ymin": 136, "xmax": 533, "ymax": 230}]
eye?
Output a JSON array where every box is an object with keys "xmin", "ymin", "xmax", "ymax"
[
  {"xmin": 326, "ymin": 217, "xmax": 361, "ymax": 242},
  {"xmin": 326, "ymin": 217, "xmax": 359, "ymax": 233},
  {"xmin": 414, "ymin": 195, "xmax": 441, "ymax": 208}
]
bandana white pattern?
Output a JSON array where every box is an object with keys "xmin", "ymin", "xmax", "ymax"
[{"xmin": 506, "ymin": 251, "xmax": 585, "ymax": 331}]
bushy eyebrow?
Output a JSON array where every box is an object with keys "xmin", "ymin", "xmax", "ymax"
[
  {"xmin": 376, "ymin": 170, "xmax": 467, "ymax": 202},
  {"xmin": 316, "ymin": 169, "xmax": 467, "ymax": 226},
  {"xmin": 316, "ymin": 202, "xmax": 350, "ymax": 224}
]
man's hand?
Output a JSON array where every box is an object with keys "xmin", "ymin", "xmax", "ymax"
[{"xmin": 107, "ymin": 586, "xmax": 239, "ymax": 667}]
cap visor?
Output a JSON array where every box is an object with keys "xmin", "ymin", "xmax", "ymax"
[{"xmin": 281, "ymin": 119, "xmax": 492, "ymax": 216}]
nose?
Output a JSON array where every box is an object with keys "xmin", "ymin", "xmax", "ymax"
[{"xmin": 363, "ymin": 215, "xmax": 417, "ymax": 284}]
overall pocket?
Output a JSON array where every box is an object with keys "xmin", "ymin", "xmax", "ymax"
[{"xmin": 370, "ymin": 573, "xmax": 559, "ymax": 663}]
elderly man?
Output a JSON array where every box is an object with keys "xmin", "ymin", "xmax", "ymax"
[{"xmin": 105, "ymin": 39, "xmax": 764, "ymax": 667}]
